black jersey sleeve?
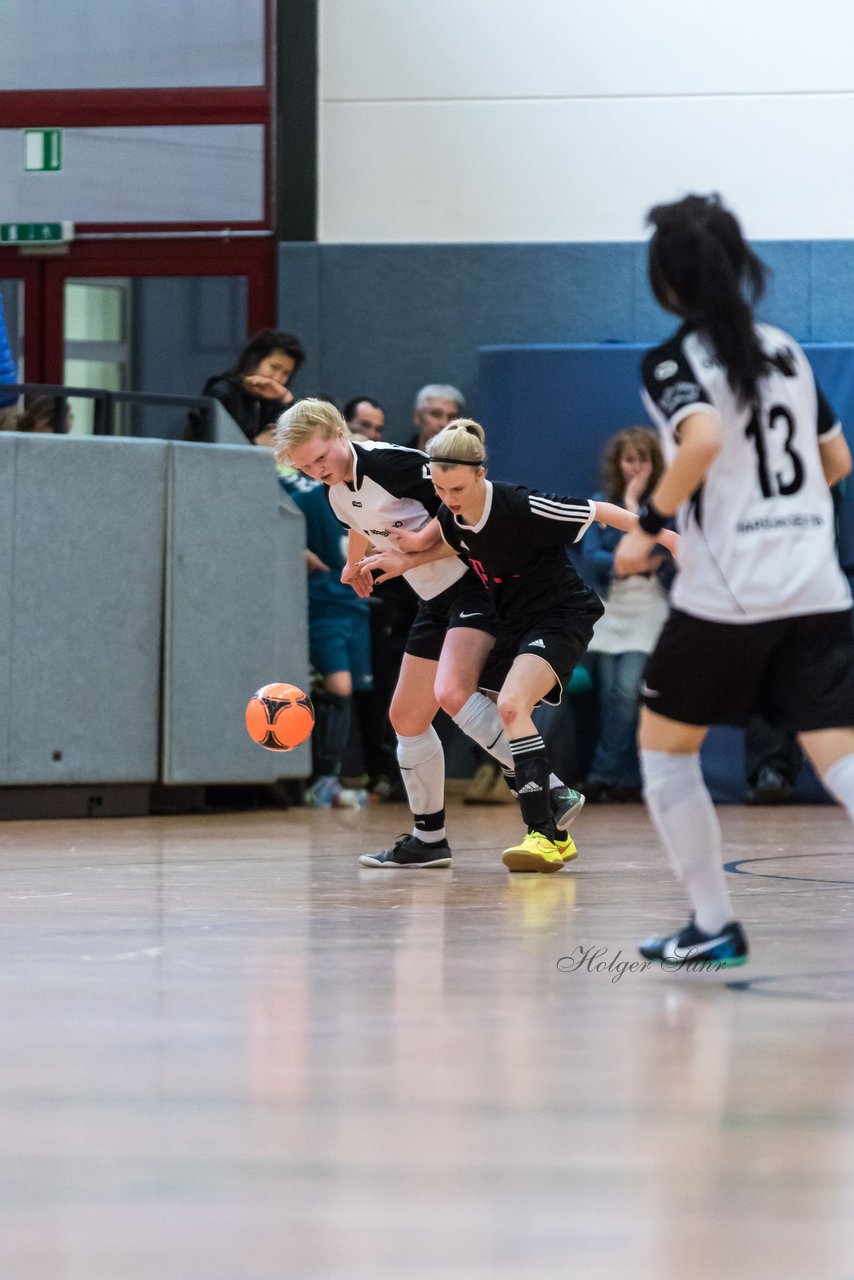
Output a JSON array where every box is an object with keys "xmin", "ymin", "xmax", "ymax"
[
  {"xmin": 641, "ymin": 337, "xmax": 713, "ymax": 436},
  {"xmin": 816, "ymin": 382, "xmax": 842, "ymax": 441},
  {"xmin": 436, "ymin": 504, "xmax": 465, "ymax": 552},
  {"xmin": 354, "ymin": 443, "xmax": 441, "ymax": 515},
  {"xmin": 523, "ymin": 489, "xmax": 596, "ymax": 546}
]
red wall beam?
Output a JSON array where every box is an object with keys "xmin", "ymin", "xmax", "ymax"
[{"xmin": 0, "ymin": 88, "xmax": 268, "ymax": 128}]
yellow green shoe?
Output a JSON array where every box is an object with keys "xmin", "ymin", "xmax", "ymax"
[
  {"xmin": 502, "ymin": 831, "xmax": 565, "ymax": 874},
  {"xmin": 555, "ymin": 833, "xmax": 578, "ymax": 863}
]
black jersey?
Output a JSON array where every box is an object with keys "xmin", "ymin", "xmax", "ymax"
[
  {"xmin": 436, "ymin": 480, "xmax": 600, "ymax": 622},
  {"xmin": 328, "ymin": 440, "xmax": 467, "ymax": 600}
]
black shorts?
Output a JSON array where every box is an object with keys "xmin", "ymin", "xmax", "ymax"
[
  {"xmin": 404, "ymin": 569, "xmax": 499, "ymax": 662},
  {"xmin": 478, "ymin": 606, "xmax": 600, "ymax": 707},
  {"xmin": 642, "ymin": 607, "xmax": 854, "ymax": 731}
]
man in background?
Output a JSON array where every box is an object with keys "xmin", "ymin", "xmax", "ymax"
[
  {"xmin": 407, "ymin": 384, "xmax": 465, "ymax": 450},
  {"xmin": 344, "ymin": 396, "xmax": 385, "ymax": 442}
]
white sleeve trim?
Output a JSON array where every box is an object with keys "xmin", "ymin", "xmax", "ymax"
[
  {"xmin": 668, "ymin": 402, "xmax": 722, "ymax": 435},
  {"xmin": 572, "ymin": 502, "xmax": 596, "ymax": 544},
  {"xmin": 528, "ymin": 497, "xmax": 593, "ymax": 521}
]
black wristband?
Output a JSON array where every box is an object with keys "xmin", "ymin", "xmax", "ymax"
[{"xmin": 637, "ymin": 500, "xmax": 667, "ymax": 536}]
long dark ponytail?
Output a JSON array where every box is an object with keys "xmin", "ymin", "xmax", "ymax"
[{"xmin": 647, "ymin": 194, "xmax": 768, "ymax": 406}]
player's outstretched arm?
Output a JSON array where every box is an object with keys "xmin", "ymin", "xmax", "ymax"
[
  {"xmin": 358, "ymin": 540, "xmax": 458, "ymax": 584},
  {"xmin": 612, "ymin": 410, "xmax": 718, "ymax": 574},
  {"xmin": 391, "ymin": 518, "xmax": 441, "ymax": 553},
  {"xmin": 593, "ymin": 500, "xmax": 679, "ymax": 556},
  {"xmin": 820, "ymin": 432, "xmax": 852, "ymax": 488},
  {"xmin": 341, "ymin": 530, "xmax": 375, "ymax": 597}
]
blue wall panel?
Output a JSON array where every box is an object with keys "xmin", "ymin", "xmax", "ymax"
[
  {"xmin": 280, "ymin": 242, "xmax": 639, "ymax": 438},
  {"xmin": 812, "ymin": 242, "xmax": 854, "ymax": 339},
  {"xmin": 280, "ymin": 239, "xmax": 854, "ymax": 442}
]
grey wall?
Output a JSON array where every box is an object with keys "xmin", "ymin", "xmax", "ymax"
[
  {"xmin": 0, "ymin": 434, "xmax": 309, "ymax": 787},
  {"xmin": 277, "ymin": 240, "xmax": 854, "ymax": 441}
]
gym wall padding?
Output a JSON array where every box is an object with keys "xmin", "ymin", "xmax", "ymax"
[
  {"xmin": 162, "ymin": 443, "xmax": 310, "ymax": 784},
  {"xmin": 0, "ymin": 434, "xmax": 168, "ymax": 784},
  {"xmin": 277, "ymin": 238, "xmax": 854, "ymax": 444},
  {"xmin": 0, "ymin": 435, "xmax": 310, "ymax": 789},
  {"xmin": 477, "ymin": 341, "xmax": 854, "ymax": 578}
]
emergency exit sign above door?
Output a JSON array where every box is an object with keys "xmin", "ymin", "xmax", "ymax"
[
  {"xmin": 0, "ymin": 222, "xmax": 74, "ymax": 244},
  {"xmin": 24, "ymin": 129, "xmax": 63, "ymax": 172}
]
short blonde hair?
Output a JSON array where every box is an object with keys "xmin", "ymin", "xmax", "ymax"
[
  {"xmin": 426, "ymin": 418, "xmax": 487, "ymax": 470},
  {"xmin": 275, "ymin": 397, "xmax": 346, "ymax": 465}
]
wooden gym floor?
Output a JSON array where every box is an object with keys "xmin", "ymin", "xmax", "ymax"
[{"xmin": 0, "ymin": 800, "xmax": 852, "ymax": 1280}]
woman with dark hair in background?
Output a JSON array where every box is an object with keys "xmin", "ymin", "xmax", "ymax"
[
  {"xmin": 616, "ymin": 192, "xmax": 854, "ymax": 967},
  {"xmin": 583, "ymin": 426, "xmax": 673, "ymax": 801},
  {"xmin": 199, "ymin": 329, "xmax": 305, "ymax": 445}
]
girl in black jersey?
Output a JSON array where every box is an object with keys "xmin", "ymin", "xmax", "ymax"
[
  {"xmin": 362, "ymin": 420, "xmax": 677, "ymax": 873},
  {"xmin": 275, "ymin": 398, "xmax": 584, "ymax": 870},
  {"xmin": 615, "ymin": 193, "xmax": 854, "ymax": 967}
]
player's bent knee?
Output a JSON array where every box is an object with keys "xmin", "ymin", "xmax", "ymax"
[
  {"xmin": 497, "ymin": 695, "xmax": 520, "ymax": 730},
  {"xmin": 434, "ymin": 677, "xmax": 474, "ymax": 718},
  {"xmin": 390, "ymin": 705, "xmax": 432, "ymax": 738}
]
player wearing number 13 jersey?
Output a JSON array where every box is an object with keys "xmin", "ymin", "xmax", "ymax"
[
  {"xmin": 642, "ymin": 318, "xmax": 849, "ymax": 624},
  {"xmin": 614, "ymin": 193, "xmax": 854, "ymax": 969}
]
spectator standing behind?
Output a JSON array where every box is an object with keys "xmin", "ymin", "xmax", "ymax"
[
  {"xmin": 344, "ymin": 396, "xmax": 385, "ymax": 442},
  {"xmin": 0, "ymin": 295, "xmax": 18, "ymax": 431},
  {"xmin": 198, "ymin": 330, "xmax": 305, "ymax": 445},
  {"xmin": 407, "ymin": 384, "xmax": 465, "ymax": 451},
  {"xmin": 583, "ymin": 427, "xmax": 673, "ymax": 800},
  {"xmin": 278, "ymin": 462, "xmax": 371, "ymax": 808}
]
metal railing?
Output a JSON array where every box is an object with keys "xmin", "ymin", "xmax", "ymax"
[{"xmin": 0, "ymin": 383, "xmax": 220, "ymax": 440}]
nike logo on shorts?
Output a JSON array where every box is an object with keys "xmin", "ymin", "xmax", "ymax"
[
  {"xmin": 640, "ymin": 681, "xmax": 659, "ymax": 697},
  {"xmin": 459, "ymin": 611, "xmax": 483, "ymax": 619}
]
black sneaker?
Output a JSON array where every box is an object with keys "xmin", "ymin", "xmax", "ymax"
[
  {"xmin": 639, "ymin": 918, "xmax": 748, "ymax": 968},
  {"xmin": 358, "ymin": 833, "xmax": 452, "ymax": 868},
  {"xmin": 747, "ymin": 766, "xmax": 795, "ymax": 805},
  {"xmin": 550, "ymin": 785, "xmax": 585, "ymax": 830}
]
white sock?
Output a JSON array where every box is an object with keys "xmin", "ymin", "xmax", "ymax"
[
  {"xmin": 452, "ymin": 693, "xmax": 513, "ymax": 770},
  {"xmin": 451, "ymin": 694, "xmax": 565, "ymax": 795},
  {"xmin": 641, "ymin": 750, "xmax": 734, "ymax": 935},
  {"xmin": 397, "ymin": 727, "xmax": 446, "ymax": 842},
  {"xmin": 821, "ymin": 752, "xmax": 854, "ymax": 821}
]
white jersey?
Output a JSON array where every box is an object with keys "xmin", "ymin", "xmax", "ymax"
[
  {"xmin": 327, "ymin": 440, "xmax": 466, "ymax": 601},
  {"xmin": 642, "ymin": 323, "xmax": 852, "ymax": 624}
]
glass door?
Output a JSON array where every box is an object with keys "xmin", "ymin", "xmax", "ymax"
[
  {"xmin": 42, "ymin": 238, "xmax": 276, "ymax": 437},
  {"xmin": 2, "ymin": 238, "xmax": 275, "ymax": 437},
  {"xmin": 63, "ymin": 278, "xmax": 131, "ymax": 435}
]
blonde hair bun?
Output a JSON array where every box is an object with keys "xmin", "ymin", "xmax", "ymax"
[{"xmin": 427, "ymin": 418, "xmax": 487, "ymax": 466}]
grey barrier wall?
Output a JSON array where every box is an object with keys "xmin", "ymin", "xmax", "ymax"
[
  {"xmin": 0, "ymin": 433, "xmax": 310, "ymax": 788},
  {"xmin": 162, "ymin": 442, "xmax": 310, "ymax": 783},
  {"xmin": 0, "ymin": 434, "xmax": 168, "ymax": 784}
]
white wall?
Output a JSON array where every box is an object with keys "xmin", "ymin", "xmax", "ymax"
[{"xmin": 319, "ymin": 0, "xmax": 854, "ymax": 242}]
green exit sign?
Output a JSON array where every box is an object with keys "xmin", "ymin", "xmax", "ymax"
[
  {"xmin": 24, "ymin": 128, "xmax": 63, "ymax": 172},
  {"xmin": 0, "ymin": 222, "xmax": 74, "ymax": 244}
]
